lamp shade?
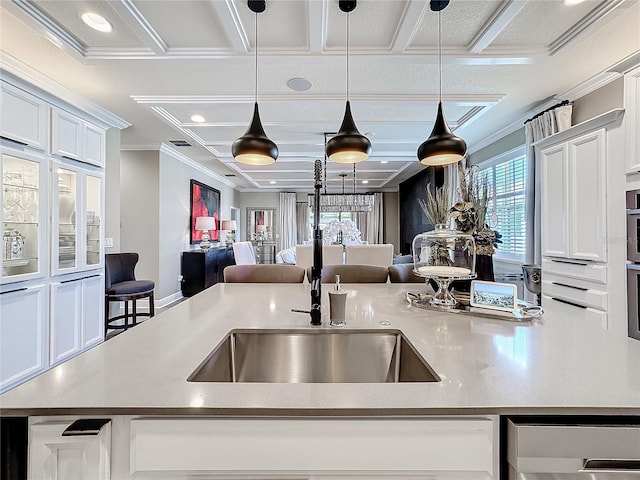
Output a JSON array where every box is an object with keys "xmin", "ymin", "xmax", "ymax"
[
  {"xmin": 417, "ymin": 102, "xmax": 467, "ymax": 166},
  {"xmin": 195, "ymin": 216, "xmax": 216, "ymax": 231},
  {"xmin": 256, "ymin": 224, "xmax": 267, "ymax": 234},
  {"xmin": 221, "ymin": 220, "xmax": 237, "ymax": 231},
  {"xmin": 232, "ymin": 103, "xmax": 278, "ymax": 165},
  {"xmin": 326, "ymin": 101, "xmax": 371, "ymax": 164}
]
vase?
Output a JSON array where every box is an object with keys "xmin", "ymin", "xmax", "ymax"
[{"xmin": 476, "ymin": 254, "xmax": 495, "ymax": 282}]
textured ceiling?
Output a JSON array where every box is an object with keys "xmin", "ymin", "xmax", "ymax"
[{"xmin": 1, "ymin": 0, "xmax": 639, "ymax": 191}]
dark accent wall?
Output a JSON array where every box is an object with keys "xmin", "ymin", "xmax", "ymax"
[{"xmin": 398, "ymin": 166, "xmax": 445, "ymax": 254}]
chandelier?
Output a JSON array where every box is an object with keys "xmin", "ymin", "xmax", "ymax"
[{"xmin": 308, "ymin": 167, "xmax": 374, "ymax": 213}]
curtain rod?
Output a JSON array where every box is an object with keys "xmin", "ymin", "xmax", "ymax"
[{"xmin": 524, "ymin": 99, "xmax": 572, "ymax": 124}]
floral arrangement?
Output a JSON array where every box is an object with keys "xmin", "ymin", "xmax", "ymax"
[
  {"xmin": 418, "ymin": 183, "xmax": 450, "ymax": 227},
  {"xmin": 322, "ymin": 219, "xmax": 363, "ymax": 245},
  {"xmin": 450, "ymin": 162, "xmax": 501, "ymax": 255}
]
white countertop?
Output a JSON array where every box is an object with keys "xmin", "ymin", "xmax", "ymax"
[{"xmin": 1, "ymin": 283, "xmax": 639, "ymax": 416}]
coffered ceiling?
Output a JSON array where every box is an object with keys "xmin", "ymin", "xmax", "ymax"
[{"xmin": 1, "ymin": 0, "xmax": 639, "ymax": 192}]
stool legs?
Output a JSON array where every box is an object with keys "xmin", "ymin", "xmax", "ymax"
[{"xmin": 149, "ymin": 292, "xmax": 155, "ymax": 317}]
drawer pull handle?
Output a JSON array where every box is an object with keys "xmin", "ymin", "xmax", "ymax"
[
  {"xmin": 551, "ymin": 297, "xmax": 587, "ymax": 309},
  {"xmin": 0, "ymin": 287, "xmax": 28, "ymax": 295},
  {"xmin": 551, "ymin": 281, "xmax": 588, "ymax": 291},
  {"xmin": 60, "ymin": 274, "xmax": 101, "ymax": 284},
  {"xmin": 583, "ymin": 459, "xmax": 640, "ymax": 471},
  {"xmin": 549, "ymin": 259, "xmax": 588, "ymax": 266},
  {"xmin": 62, "ymin": 419, "xmax": 110, "ymax": 436},
  {"xmin": 0, "ymin": 135, "xmax": 28, "ymax": 146}
]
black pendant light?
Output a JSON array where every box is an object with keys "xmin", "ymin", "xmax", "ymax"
[
  {"xmin": 417, "ymin": 2, "xmax": 466, "ymax": 166},
  {"xmin": 325, "ymin": 0, "xmax": 371, "ymax": 164},
  {"xmin": 232, "ymin": 0, "xmax": 278, "ymax": 166}
]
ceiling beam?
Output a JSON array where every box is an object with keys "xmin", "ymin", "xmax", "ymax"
[
  {"xmin": 110, "ymin": 0, "xmax": 167, "ymax": 55},
  {"xmin": 209, "ymin": 0, "xmax": 251, "ymax": 53},
  {"xmin": 390, "ymin": 0, "xmax": 430, "ymax": 53},
  {"xmin": 469, "ymin": 0, "xmax": 528, "ymax": 54},
  {"xmin": 307, "ymin": 0, "xmax": 327, "ymax": 54}
]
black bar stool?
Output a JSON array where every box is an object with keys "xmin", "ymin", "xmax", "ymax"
[{"xmin": 105, "ymin": 253, "xmax": 155, "ymax": 334}]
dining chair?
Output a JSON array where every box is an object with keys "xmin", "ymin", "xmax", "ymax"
[
  {"xmin": 345, "ymin": 244, "xmax": 394, "ymax": 267},
  {"xmin": 105, "ymin": 253, "xmax": 155, "ymax": 334},
  {"xmin": 223, "ymin": 264, "xmax": 306, "ymax": 283},
  {"xmin": 232, "ymin": 241, "xmax": 257, "ymax": 265},
  {"xmin": 307, "ymin": 264, "xmax": 389, "ymax": 284}
]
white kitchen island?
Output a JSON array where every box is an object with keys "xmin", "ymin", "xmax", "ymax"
[{"xmin": 1, "ymin": 283, "xmax": 639, "ymax": 479}]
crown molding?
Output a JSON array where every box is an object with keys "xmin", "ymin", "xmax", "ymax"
[
  {"xmin": 0, "ymin": 51, "xmax": 130, "ymax": 129},
  {"xmin": 561, "ymin": 71, "xmax": 623, "ymax": 102},
  {"xmin": 159, "ymin": 143, "xmax": 237, "ymax": 189},
  {"xmin": 549, "ymin": 0, "xmax": 627, "ymax": 55}
]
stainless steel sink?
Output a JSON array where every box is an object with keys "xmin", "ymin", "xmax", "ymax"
[{"xmin": 187, "ymin": 329, "xmax": 440, "ymax": 383}]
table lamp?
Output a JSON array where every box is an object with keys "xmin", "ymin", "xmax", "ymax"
[
  {"xmin": 221, "ymin": 220, "xmax": 237, "ymax": 246},
  {"xmin": 195, "ymin": 216, "xmax": 216, "ymax": 251}
]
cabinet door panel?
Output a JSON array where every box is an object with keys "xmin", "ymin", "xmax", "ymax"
[
  {"xmin": 625, "ymin": 66, "xmax": 640, "ymax": 173},
  {"xmin": 82, "ymin": 274, "xmax": 104, "ymax": 348},
  {"xmin": 0, "ymin": 83, "xmax": 48, "ymax": 149},
  {"xmin": 568, "ymin": 130, "xmax": 606, "ymax": 261},
  {"xmin": 51, "ymin": 109, "xmax": 83, "ymax": 160},
  {"xmin": 84, "ymin": 123, "xmax": 105, "ymax": 167},
  {"xmin": 0, "ymin": 284, "xmax": 47, "ymax": 393},
  {"xmin": 541, "ymin": 143, "xmax": 568, "ymax": 258},
  {"xmin": 50, "ymin": 280, "xmax": 82, "ymax": 365},
  {"xmin": 29, "ymin": 421, "xmax": 111, "ymax": 480}
]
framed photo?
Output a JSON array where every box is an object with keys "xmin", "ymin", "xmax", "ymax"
[
  {"xmin": 190, "ymin": 179, "xmax": 220, "ymax": 244},
  {"xmin": 470, "ymin": 280, "xmax": 518, "ymax": 312}
]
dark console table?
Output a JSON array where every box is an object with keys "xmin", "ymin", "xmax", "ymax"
[{"xmin": 180, "ymin": 247, "xmax": 235, "ymax": 297}]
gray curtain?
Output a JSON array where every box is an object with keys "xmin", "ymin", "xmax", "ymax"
[
  {"xmin": 278, "ymin": 192, "xmax": 297, "ymax": 251},
  {"xmin": 524, "ymin": 102, "xmax": 573, "ymax": 265},
  {"xmin": 355, "ymin": 192, "xmax": 384, "ymax": 243},
  {"xmin": 296, "ymin": 202, "xmax": 309, "ymax": 244}
]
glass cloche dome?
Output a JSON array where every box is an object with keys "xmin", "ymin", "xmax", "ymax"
[{"xmin": 412, "ymin": 224, "xmax": 477, "ymax": 308}]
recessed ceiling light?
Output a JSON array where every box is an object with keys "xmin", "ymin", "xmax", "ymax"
[
  {"xmin": 269, "ymin": 181, "xmax": 276, "ymax": 184},
  {"xmin": 287, "ymin": 77, "xmax": 313, "ymax": 92},
  {"xmin": 380, "ymin": 160, "xmax": 388, "ymax": 164},
  {"xmin": 564, "ymin": 0, "xmax": 585, "ymax": 4},
  {"xmin": 190, "ymin": 114, "xmax": 206, "ymax": 123},
  {"xmin": 361, "ymin": 180, "xmax": 369, "ymax": 184},
  {"xmin": 81, "ymin": 12, "xmax": 112, "ymax": 32}
]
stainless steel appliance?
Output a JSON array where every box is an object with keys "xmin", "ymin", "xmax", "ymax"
[
  {"xmin": 628, "ymin": 264, "xmax": 640, "ymax": 340},
  {"xmin": 627, "ymin": 189, "xmax": 640, "ymax": 340},
  {"xmin": 627, "ymin": 189, "xmax": 640, "ymax": 263},
  {"xmin": 507, "ymin": 417, "xmax": 640, "ymax": 479}
]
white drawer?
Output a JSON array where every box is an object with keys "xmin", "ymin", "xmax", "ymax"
[
  {"xmin": 130, "ymin": 417, "xmax": 496, "ymax": 475},
  {"xmin": 542, "ymin": 258, "xmax": 607, "ymax": 284},
  {"xmin": 541, "ymin": 295, "xmax": 608, "ymax": 329},
  {"xmin": 542, "ymin": 279, "xmax": 607, "ymax": 311}
]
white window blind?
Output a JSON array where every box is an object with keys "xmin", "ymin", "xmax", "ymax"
[{"xmin": 479, "ymin": 150, "xmax": 527, "ymax": 261}]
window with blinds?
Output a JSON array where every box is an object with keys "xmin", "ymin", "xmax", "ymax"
[{"xmin": 479, "ymin": 151, "xmax": 527, "ymax": 261}]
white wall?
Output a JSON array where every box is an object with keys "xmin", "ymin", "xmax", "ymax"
[
  {"xmin": 104, "ymin": 127, "xmax": 121, "ymax": 252},
  {"xmin": 158, "ymin": 145, "xmax": 237, "ymax": 301},
  {"xmin": 120, "ymin": 150, "xmax": 160, "ymax": 292}
]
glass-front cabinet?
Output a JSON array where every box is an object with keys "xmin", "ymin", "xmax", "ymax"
[
  {"xmin": 51, "ymin": 160, "xmax": 104, "ymax": 276},
  {"xmin": 1, "ymin": 147, "xmax": 48, "ymax": 284}
]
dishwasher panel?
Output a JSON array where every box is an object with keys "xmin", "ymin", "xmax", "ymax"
[{"xmin": 507, "ymin": 418, "xmax": 640, "ymax": 479}]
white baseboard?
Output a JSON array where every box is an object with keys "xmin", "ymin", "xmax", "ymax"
[{"xmin": 157, "ymin": 291, "xmax": 183, "ymax": 309}]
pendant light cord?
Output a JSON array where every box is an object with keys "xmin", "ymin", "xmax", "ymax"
[
  {"xmin": 438, "ymin": 10, "xmax": 442, "ymax": 102},
  {"xmin": 255, "ymin": 11, "xmax": 258, "ymax": 102},
  {"xmin": 353, "ymin": 164, "xmax": 356, "ymax": 193},
  {"xmin": 346, "ymin": 11, "xmax": 350, "ymax": 101}
]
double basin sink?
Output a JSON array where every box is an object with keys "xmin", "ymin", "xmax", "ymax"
[{"xmin": 188, "ymin": 329, "xmax": 440, "ymax": 383}]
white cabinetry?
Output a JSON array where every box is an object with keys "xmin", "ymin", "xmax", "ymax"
[
  {"xmin": 130, "ymin": 417, "xmax": 498, "ymax": 479},
  {"xmin": 51, "ymin": 107, "xmax": 106, "ymax": 167},
  {"xmin": 29, "ymin": 419, "xmax": 111, "ymax": 480},
  {"xmin": 541, "ymin": 129, "xmax": 606, "ymax": 262},
  {"xmin": 0, "ymin": 82, "xmax": 48, "ymax": 150},
  {"xmin": 52, "ymin": 160, "xmax": 104, "ymax": 276},
  {"xmin": 625, "ymin": 65, "xmax": 640, "ymax": 174},
  {"xmin": 1, "ymin": 146, "xmax": 49, "ymax": 284},
  {"xmin": 538, "ymin": 109, "xmax": 624, "ymax": 331},
  {"xmin": 0, "ymin": 75, "xmax": 111, "ymax": 393},
  {"xmin": 0, "ymin": 283, "xmax": 48, "ymax": 392},
  {"xmin": 50, "ymin": 273, "xmax": 104, "ymax": 365}
]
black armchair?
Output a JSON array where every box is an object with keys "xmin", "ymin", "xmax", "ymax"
[{"xmin": 105, "ymin": 253, "xmax": 155, "ymax": 334}]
